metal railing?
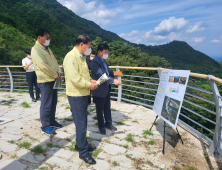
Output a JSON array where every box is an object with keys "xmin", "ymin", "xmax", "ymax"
[{"xmin": 0, "ymin": 65, "xmax": 222, "ymax": 158}]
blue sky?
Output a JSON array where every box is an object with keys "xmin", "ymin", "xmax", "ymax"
[{"xmin": 57, "ymin": 0, "xmax": 222, "ymax": 61}]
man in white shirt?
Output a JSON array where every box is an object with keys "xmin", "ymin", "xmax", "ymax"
[{"xmin": 22, "ymin": 49, "xmax": 40, "ymax": 102}]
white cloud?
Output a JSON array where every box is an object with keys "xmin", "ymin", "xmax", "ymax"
[
  {"xmin": 186, "ymin": 22, "xmax": 207, "ymax": 33},
  {"xmin": 153, "ymin": 17, "xmax": 189, "ymax": 35},
  {"xmin": 210, "ymin": 39, "xmax": 220, "ymax": 43},
  {"xmin": 57, "ymin": 0, "xmax": 117, "ymax": 27},
  {"xmin": 191, "ymin": 37, "xmax": 205, "ymax": 43}
]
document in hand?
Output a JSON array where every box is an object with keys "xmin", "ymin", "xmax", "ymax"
[
  {"xmin": 95, "ymin": 73, "xmax": 109, "ymax": 85},
  {"xmin": 53, "ymin": 79, "xmax": 62, "ymax": 89}
]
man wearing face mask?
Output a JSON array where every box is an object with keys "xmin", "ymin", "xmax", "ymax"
[
  {"xmin": 22, "ymin": 49, "xmax": 40, "ymax": 102},
  {"xmin": 63, "ymin": 34, "xmax": 98, "ymax": 165},
  {"xmin": 31, "ymin": 28, "xmax": 62, "ymax": 135},
  {"xmin": 90, "ymin": 44, "xmax": 123, "ymax": 135}
]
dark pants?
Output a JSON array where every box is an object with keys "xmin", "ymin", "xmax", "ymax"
[
  {"xmin": 68, "ymin": 96, "xmax": 89, "ymax": 157},
  {"xmin": 26, "ymin": 71, "xmax": 40, "ymax": 99},
  {"xmin": 88, "ymin": 95, "xmax": 91, "ymax": 105},
  {"xmin": 38, "ymin": 81, "xmax": 57, "ymax": 129},
  {"xmin": 93, "ymin": 89, "xmax": 112, "ymax": 129}
]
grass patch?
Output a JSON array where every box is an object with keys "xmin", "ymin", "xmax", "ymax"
[
  {"xmin": 65, "ymin": 106, "xmax": 70, "ymax": 110},
  {"xmin": 63, "ymin": 129, "xmax": 67, "ymax": 133},
  {"xmin": 93, "ymin": 116, "xmax": 97, "ymax": 120},
  {"xmin": 111, "ymin": 108, "xmax": 117, "ymax": 111},
  {"xmin": 35, "ymin": 118, "xmax": 41, "ymax": 121},
  {"xmin": 143, "ymin": 129, "xmax": 153, "ymax": 136},
  {"xmin": 95, "ymin": 122, "xmax": 98, "ymax": 126},
  {"xmin": 89, "ymin": 108, "xmax": 96, "ymax": 112},
  {"xmin": 87, "ymin": 111, "xmax": 90, "ymax": 115},
  {"xmin": 117, "ymin": 121, "xmax": 124, "ymax": 125},
  {"xmin": 60, "ymin": 117, "xmax": 73, "ymax": 121},
  {"xmin": 123, "ymin": 144, "xmax": 128, "ymax": 148},
  {"xmin": 17, "ymin": 91, "xmax": 25, "ymax": 93},
  {"xmin": 132, "ymin": 120, "xmax": 139, "ymax": 123},
  {"xmin": 21, "ymin": 102, "xmax": 31, "ymax": 108},
  {"xmin": 148, "ymin": 140, "xmax": 155, "ymax": 145},
  {"xmin": 65, "ymin": 138, "xmax": 71, "ymax": 142},
  {"xmin": 0, "ymin": 89, "xmax": 4, "ymax": 92},
  {"xmin": 29, "ymin": 136, "xmax": 38, "ymax": 141},
  {"xmin": 146, "ymin": 160, "xmax": 153, "ymax": 166},
  {"xmin": 11, "ymin": 154, "xmax": 18, "ymax": 158},
  {"xmin": 68, "ymin": 146, "xmax": 76, "ymax": 152},
  {"xmin": 47, "ymin": 143, "xmax": 61, "ymax": 148},
  {"xmin": 31, "ymin": 145, "xmax": 44, "ymax": 154},
  {"xmin": 112, "ymin": 161, "xmax": 120, "ymax": 166},
  {"xmin": 8, "ymin": 140, "xmax": 15, "ymax": 144},
  {"xmin": 7, "ymin": 95, "xmax": 13, "ymax": 98},
  {"xmin": 92, "ymin": 148, "xmax": 102, "ymax": 157},
  {"xmin": 188, "ymin": 166, "xmax": 197, "ymax": 170},
  {"xmin": 153, "ymin": 122, "xmax": 158, "ymax": 125},
  {"xmin": 18, "ymin": 141, "xmax": 32, "ymax": 149},
  {"xmin": 38, "ymin": 167, "xmax": 48, "ymax": 170},
  {"xmin": 125, "ymin": 133, "xmax": 134, "ymax": 142}
]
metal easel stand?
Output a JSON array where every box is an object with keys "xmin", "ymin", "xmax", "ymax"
[{"xmin": 150, "ymin": 116, "xmax": 184, "ymax": 154}]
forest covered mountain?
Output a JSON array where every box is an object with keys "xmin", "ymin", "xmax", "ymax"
[{"xmin": 0, "ymin": 0, "xmax": 222, "ymax": 77}]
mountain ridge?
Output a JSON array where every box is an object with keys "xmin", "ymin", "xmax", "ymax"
[{"xmin": 0, "ymin": 0, "xmax": 222, "ymax": 77}]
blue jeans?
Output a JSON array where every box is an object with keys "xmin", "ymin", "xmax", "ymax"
[
  {"xmin": 38, "ymin": 81, "xmax": 57, "ymax": 129},
  {"xmin": 68, "ymin": 96, "xmax": 89, "ymax": 157}
]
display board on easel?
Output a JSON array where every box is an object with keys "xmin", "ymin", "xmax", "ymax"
[
  {"xmin": 151, "ymin": 69, "xmax": 190, "ymax": 154},
  {"xmin": 153, "ymin": 70, "xmax": 190, "ymax": 128}
]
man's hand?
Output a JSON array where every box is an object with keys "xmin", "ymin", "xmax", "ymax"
[
  {"xmin": 90, "ymin": 79, "xmax": 97, "ymax": 84},
  {"xmin": 90, "ymin": 82, "xmax": 98, "ymax": 90},
  {"xmin": 114, "ymin": 71, "xmax": 123, "ymax": 77},
  {"xmin": 29, "ymin": 61, "xmax": 33, "ymax": 65},
  {"xmin": 113, "ymin": 79, "xmax": 122, "ymax": 86},
  {"xmin": 56, "ymin": 73, "xmax": 61, "ymax": 82}
]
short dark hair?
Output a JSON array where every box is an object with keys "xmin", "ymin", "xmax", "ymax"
[
  {"xmin": 75, "ymin": 34, "xmax": 92, "ymax": 45},
  {"xmin": 97, "ymin": 44, "xmax": 109, "ymax": 52},
  {"xmin": 91, "ymin": 50, "xmax": 97, "ymax": 55},
  {"xmin": 35, "ymin": 28, "xmax": 50, "ymax": 38},
  {"xmin": 25, "ymin": 49, "xmax": 31, "ymax": 55}
]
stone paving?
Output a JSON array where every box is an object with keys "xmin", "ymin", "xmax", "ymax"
[{"xmin": 0, "ymin": 91, "xmax": 221, "ymax": 170}]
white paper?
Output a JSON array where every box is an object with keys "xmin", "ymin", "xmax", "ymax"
[
  {"xmin": 53, "ymin": 79, "xmax": 62, "ymax": 89},
  {"xmin": 153, "ymin": 70, "xmax": 190, "ymax": 129},
  {"xmin": 95, "ymin": 73, "xmax": 109, "ymax": 85}
]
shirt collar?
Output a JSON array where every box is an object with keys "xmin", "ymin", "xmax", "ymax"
[
  {"xmin": 78, "ymin": 50, "xmax": 85, "ymax": 59},
  {"xmin": 42, "ymin": 45, "xmax": 49, "ymax": 51},
  {"xmin": 98, "ymin": 55, "xmax": 105, "ymax": 63}
]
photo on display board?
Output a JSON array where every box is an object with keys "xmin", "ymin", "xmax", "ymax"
[
  {"xmin": 173, "ymin": 76, "xmax": 180, "ymax": 83},
  {"xmin": 168, "ymin": 76, "xmax": 174, "ymax": 82},
  {"xmin": 161, "ymin": 95, "xmax": 181, "ymax": 125},
  {"xmin": 179, "ymin": 77, "xmax": 187, "ymax": 85}
]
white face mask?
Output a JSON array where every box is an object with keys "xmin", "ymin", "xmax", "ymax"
[
  {"xmin": 84, "ymin": 48, "xmax": 92, "ymax": 56},
  {"xmin": 28, "ymin": 55, "xmax": 31, "ymax": 59},
  {"xmin": 102, "ymin": 54, "xmax": 108, "ymax": 60},
  {"xmin": 90, "ymin": 57, "xmax": 94, "ymax": 60},
  {"xmin": 44, "ymin": 39, "xmax": 50, "ymax": 46}
]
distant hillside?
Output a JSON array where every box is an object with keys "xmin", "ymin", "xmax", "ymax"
[
  {"xmin": 136, "ymin": 41, "xmax": 222, "ymax": 77},
  {"xmin": 0, "ymin": 0, "xmax": 221, "ymax": 77},
  {"xmin": 0, "ymin": 0, "xmax": 125, "ymax": 63}
]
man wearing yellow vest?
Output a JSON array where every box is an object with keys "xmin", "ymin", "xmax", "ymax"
[
  {"xmin": 31, "ymin": 28, "xmax": 62, "ymax": 135},
  {"xmin": 63, "ymin": 34, "xmax": 98, "ymax": 165}
]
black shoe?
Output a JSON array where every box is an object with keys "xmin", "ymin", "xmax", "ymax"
[
  {"xmin": 32, "ymin": 98, "xmax": 37, "ymax": 102},
  {"xmin": 36, "ymin": 97, "xmax": 41, "ymax": 101},
  {"xmin": 105, "ymin": 125, "xmax": 117, "ymax": 131},
  {"xmin": 99, "ymin": 128, "xmax": 106, "ymax": 135},
  {"xmin": 79, "ymin": 153, "xmax": 96, "ymax": 165},
  {"xmin": 75, "ymin": 145, "xmax": 95, "ymax": 152}
]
